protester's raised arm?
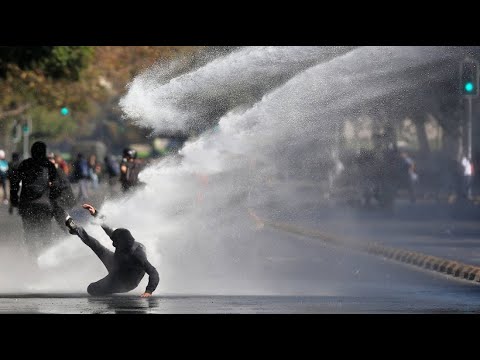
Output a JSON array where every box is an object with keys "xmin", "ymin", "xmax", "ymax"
[{"xmin": 82, "ymin": 203, "xmax": 115, "ymax": 237}]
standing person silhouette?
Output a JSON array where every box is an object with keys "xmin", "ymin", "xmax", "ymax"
[{"xmin": 10, "ymin": 141, "xmax": 60, "ymax": 257}]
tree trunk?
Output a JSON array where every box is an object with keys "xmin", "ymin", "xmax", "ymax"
[
  {"xmin": 432, "ymin": 109, "xmax": 462, "ymax": 160},
  {"xmin": 0, "ymin": 103, "xmax": 30, "ymax": 120},
  {"xmin": 414, "ymin": 116, "xmax": 431, "ymax": 158}
]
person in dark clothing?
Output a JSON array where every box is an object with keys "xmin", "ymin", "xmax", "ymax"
[
  {"xmin": 7, "ymin": 152, "xmax": 21, "ymax": 214},
  {"xmin": 65, "ymin": 203, "xmax": 159, "ymax": 297},
  {"xmin": 7, "ymin": 152, "xmax": 21, "ymax": 180},
  {"xmin": 71, "ymin": 153, "xmax": 90, "ymax": 201},
  {"xmin": 120, "ymin": 148, "xmax": 143, "ymax": 193},
  {"xmin": 10, "ymin": 142, "xmax": 60, "ymax": 257}
]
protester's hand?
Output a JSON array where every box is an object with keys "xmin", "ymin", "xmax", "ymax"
[
  {"xmin": 82, "ymin": 203, "xmax": 96, "ymax": 216},
  {"xmin": 141, "ymin": 292, "xmax": 152, "ymax": 298}
]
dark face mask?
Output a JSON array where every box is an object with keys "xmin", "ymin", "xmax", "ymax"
[{"xmin": 111, "ymin": 228, "xmax": 135, "ymax": 252}]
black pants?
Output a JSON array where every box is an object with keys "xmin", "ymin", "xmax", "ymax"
[
  {"xmin": 52, "ymin": 204, "xmax": 69, "ymax": 235},
  {"xmin": 19, "ymin": 203, "xmax": 53, "ymax": 257},
  {"xmin": 76, "ymin": 227, "xmax": 137, "ymax": 296}
]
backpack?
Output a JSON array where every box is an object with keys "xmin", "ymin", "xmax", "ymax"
[
  {"xmin": 26, "ymin": 166, "xmax": 50, "ymax": 202},
  {"xmin": 125, "ymin": 161, "xmax": 141, "ymax": 185}
]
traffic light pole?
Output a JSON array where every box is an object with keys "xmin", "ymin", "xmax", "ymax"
[
  {"xmin": 461, "ymin": 57, "xmax": 478, "ymax": 161},
  {"xmin": 467, "ymin": 96, "xmax": 473, "ymax": 160}
]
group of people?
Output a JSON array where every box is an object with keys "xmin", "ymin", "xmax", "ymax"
[
  {"xmin": 70, "ymin": 148, "xmax": 144, "ymax": 201},
  {"xmin": 354, "ymin": 146, "xmax": 476, "ymax": 209},
  {"xmin": 1, "ymin": 146, "xmax": 145, "ymax": 207},
  {"xmin": 2, "ymin": 141, "xmax": 157, "ymax": 297}
]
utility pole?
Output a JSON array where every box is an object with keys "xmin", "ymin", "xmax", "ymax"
[{"xmin": 467, "ymin": 96, "xmax": 473, "ymax": 159}]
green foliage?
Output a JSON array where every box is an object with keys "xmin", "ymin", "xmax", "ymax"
[
  {"xmin": 0, "ymin": 47, "xmax": 52, "ymax": 77},
  {"xmin": 41, "ymin": 47, "xmax": 94, "ymax": 80},
  {"xmin": 0, "ymin": 46, "xmax": 200, "ymax": 147},
  {"xmin": 0, "ymin": 46, "xmax": 94, "ymax": 80},
  {"xmin": 29, "ymin": 106, "xmax": 78, "ymax": 141},
  {"xmin": 0, "ymin": 46, "xmax": 99, "ymax": 120}
]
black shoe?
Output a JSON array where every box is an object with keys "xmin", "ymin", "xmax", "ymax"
[{"xmin": 65, "ymin": 216, "xmax": 78, "ymax": 234}]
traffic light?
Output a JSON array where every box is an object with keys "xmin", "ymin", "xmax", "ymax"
[
  {"xmin": 461, "ymin": 58, "xmax": 479, "ymax": 96},
  {"xmin": 60, "ymin": 107, "xmax": 69, "ymax": 116}
]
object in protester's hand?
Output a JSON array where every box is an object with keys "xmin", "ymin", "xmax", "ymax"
[{"xmin": 65, "ymin": 215, "xmax": 78, "ymax": 234}]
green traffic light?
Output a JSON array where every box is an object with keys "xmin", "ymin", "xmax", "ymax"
[
  {"xmin": 465, "ymin": 82, "xmax": 474, "ymax": 93},
  {"xmin": 60, "ymin": 107, "xmax": 69, "ymax": 116}
]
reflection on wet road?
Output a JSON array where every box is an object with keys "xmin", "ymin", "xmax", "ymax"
[{"xmin": 1, "ymin": 291, "xmax": 480, "ymax": 313}]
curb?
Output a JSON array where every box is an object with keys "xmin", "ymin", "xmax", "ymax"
[{"xmin": 258, "ymin": 216, "xmax": 480, "ymax": 285}]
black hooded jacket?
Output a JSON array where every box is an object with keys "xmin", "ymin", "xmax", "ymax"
[
  {"xmin": 10, "ymin": 142, "xmax": 59, "ymax": 208},
  {"xmin": 98, "ymin": 216, "xmax": 159, "ymax": 293}
]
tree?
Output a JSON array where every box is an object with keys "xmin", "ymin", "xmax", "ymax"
[{"xmin": 0, "ymin": 46, "xmax": 203, "ymax": 145}]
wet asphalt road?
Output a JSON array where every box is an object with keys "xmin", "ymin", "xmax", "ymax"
[
  {"xmin": 1, "ymin": 226, "xmax": 480, "ymax": 313},
  {"xmin": 2, "ymin": 188, "xmax": 480, "ymax": 313}
]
